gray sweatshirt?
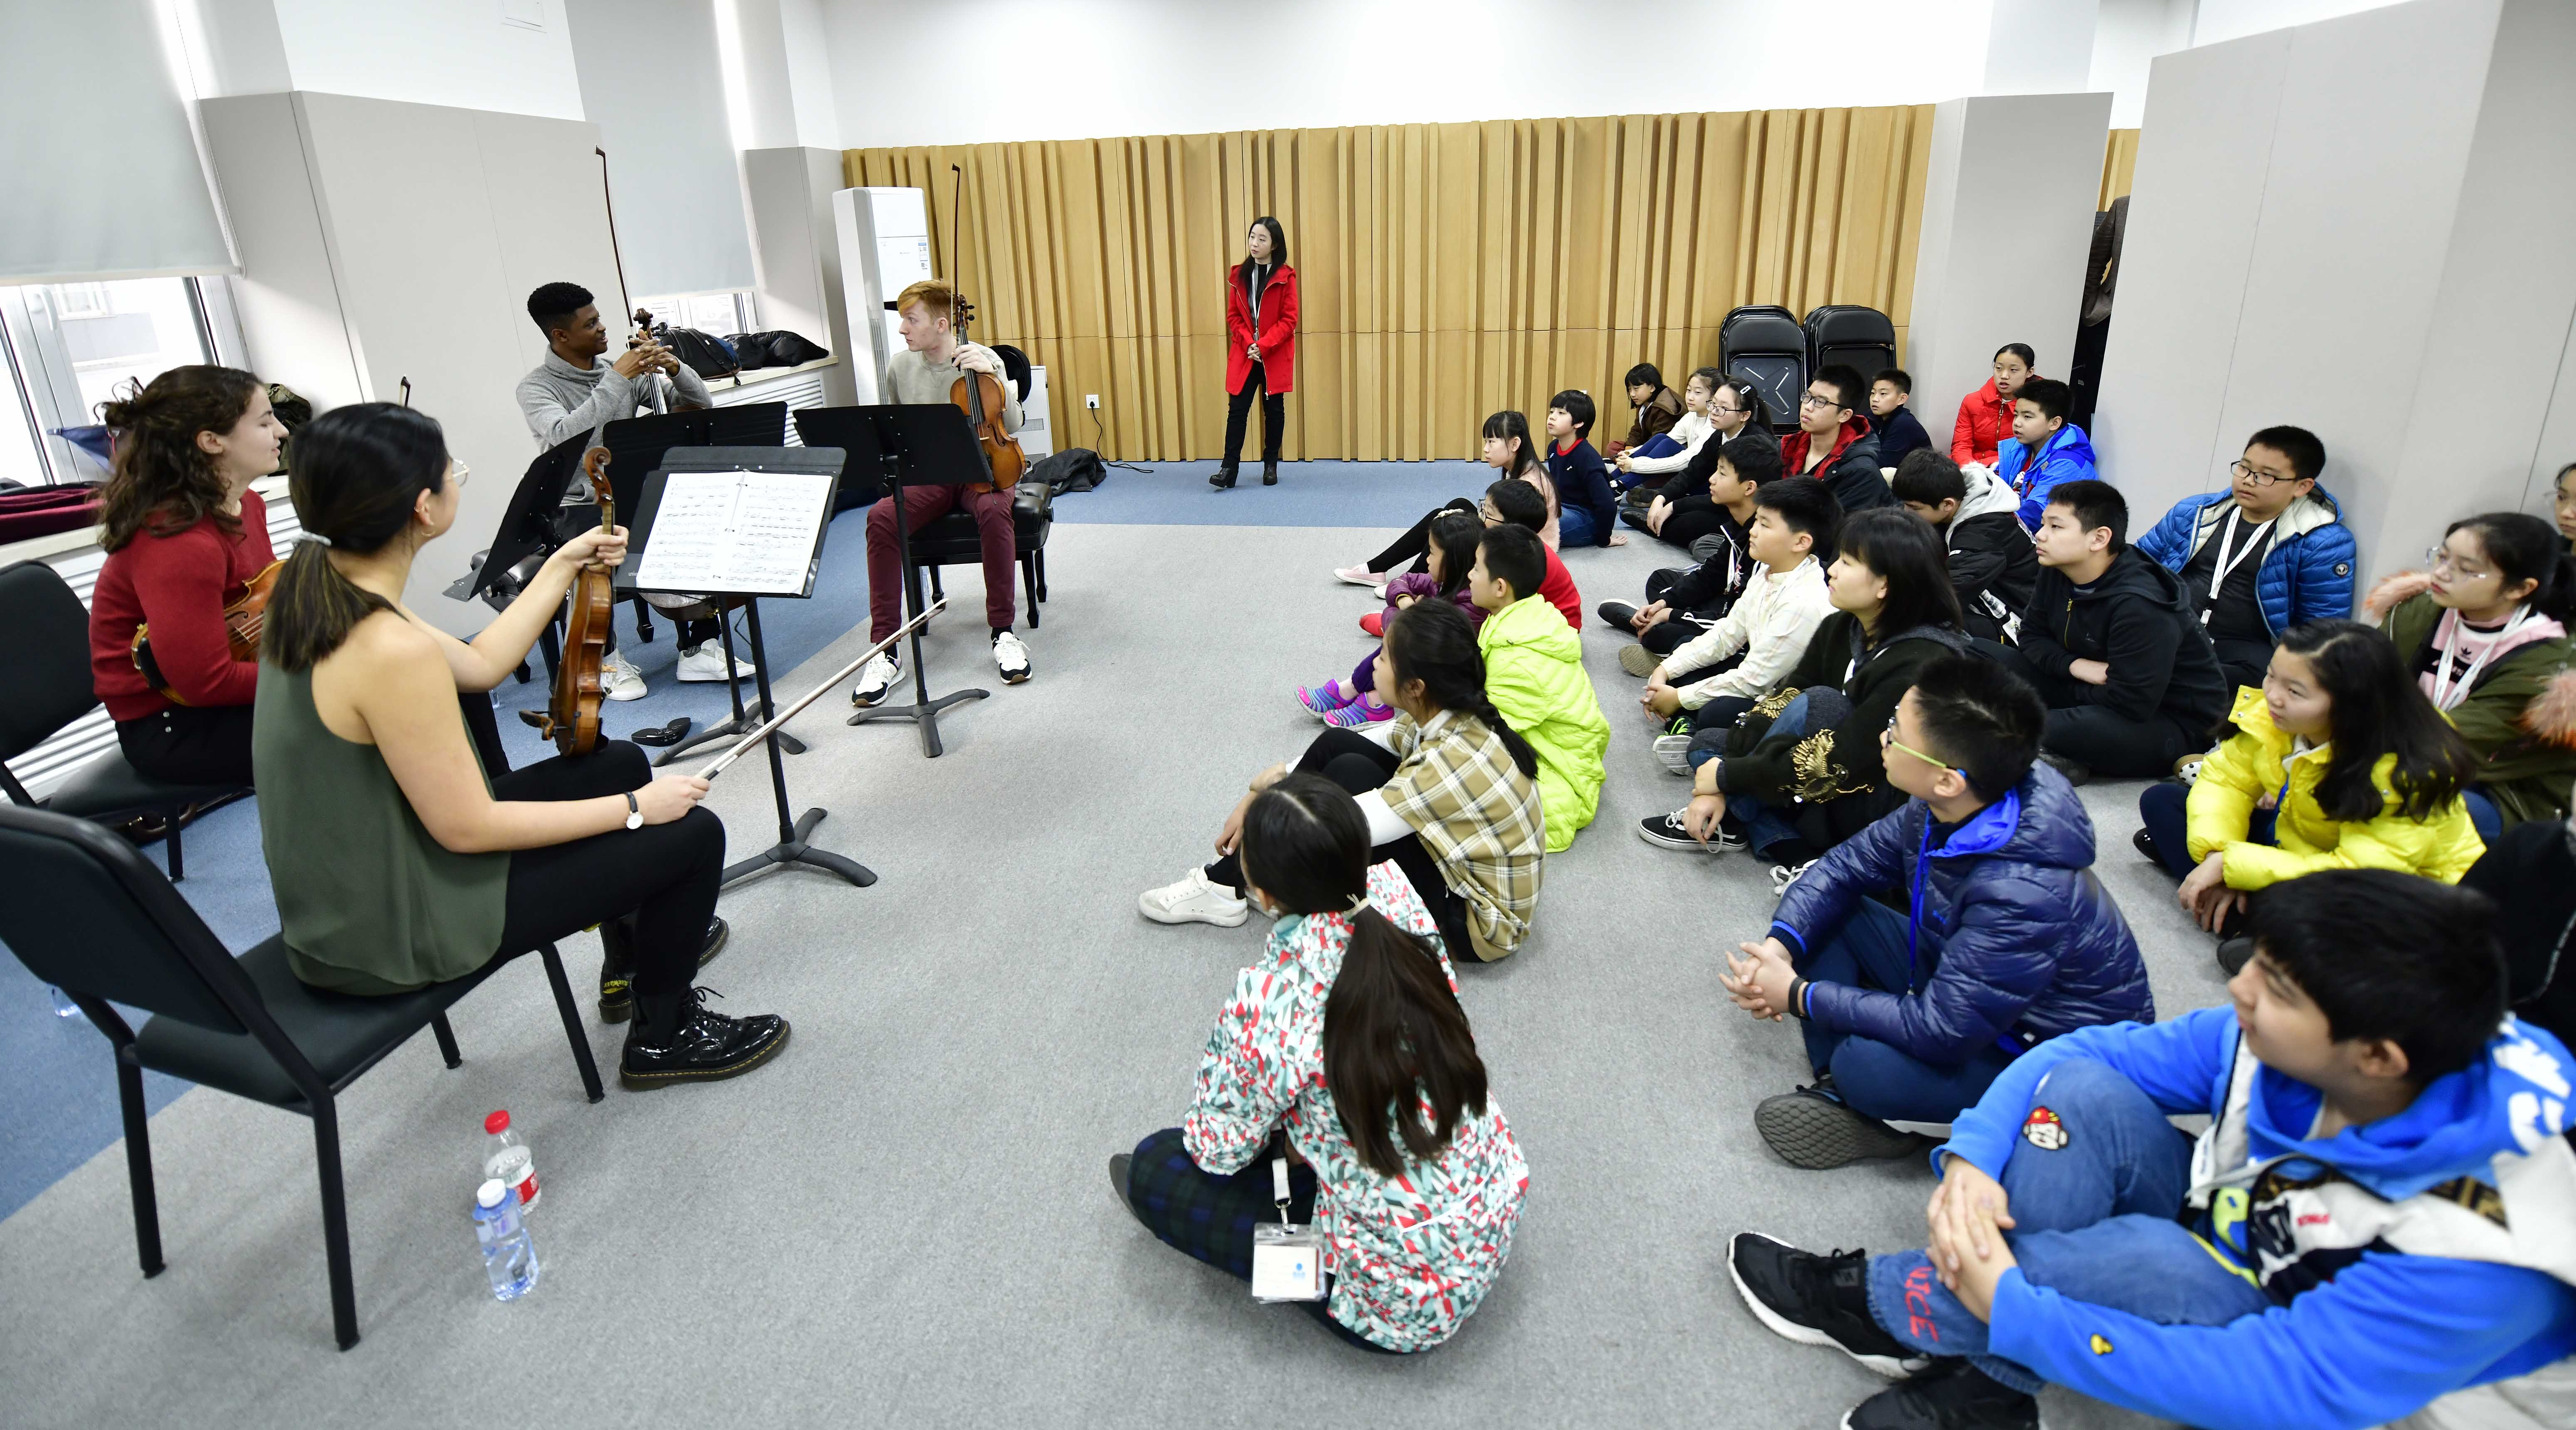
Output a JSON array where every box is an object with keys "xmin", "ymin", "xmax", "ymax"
[
  {"xmin": 886, "ymin": 342, "xmax": 1022, "ymax": 432},
  {"xmin": 516, "ymin": 347, "xmax": 715, "ymax": 450}
]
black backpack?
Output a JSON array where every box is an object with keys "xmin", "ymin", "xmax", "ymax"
[
  {"xmin": 1028, "ymin": 447, "xmax": 1107, "ymax": 494},
  {"xmin": 649, "ymin": 325, "xmax": 740, "ymax": 380}
]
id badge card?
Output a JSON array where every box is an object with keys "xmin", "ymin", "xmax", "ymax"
[{"xmin": 1249, "ymin": 1155, "xmax": 1326, "ymax": 1303}]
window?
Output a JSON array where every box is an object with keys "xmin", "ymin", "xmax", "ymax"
[
  {"xmin": 636, "ymin": 290, "xmax": 758, "ymax": 338},
  {"xmin": 0, "ymin": 275, "xmax": 223, "ymax": 484}
]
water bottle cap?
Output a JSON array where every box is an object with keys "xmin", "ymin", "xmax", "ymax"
[
  {"xmin": 484, "ymin": 1109, "xmax": 510, "ymax": 1135},
  {"xmin": 476, "ymin": 1179, "xmax": 509, "ymax": 1209}
]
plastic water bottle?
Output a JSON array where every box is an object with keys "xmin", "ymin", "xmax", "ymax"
[
  {"xmin": 472, "ymin": 1179, "xmax": 540, "ymax": 1301},
  {"xmin": 483, "ymin": 1109, "xmax": 540, "ymax": 1210},
  {"xmin": 50, "ymin": 986, "xmax": 80, "ymax": 1019}
]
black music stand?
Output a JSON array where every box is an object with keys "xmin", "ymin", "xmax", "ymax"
[
  {"xmin": 619, "ymin": 446, "xmax": 871, "ymax": 888},
  {"xmin": 598, "ymin": 403, "xmax": 788, "ymax": 493},
  {"xmin": 834, "ymin": 405, "xmax": 993, "ymax": 758},
  {"xmin": 444, "ymin": 431, "xmax": 595, "ymax": 680}
]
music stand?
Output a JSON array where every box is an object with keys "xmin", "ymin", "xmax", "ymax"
[
  {"xmin": 598, "ymin": 402, "xmax": 788, "ymax": 492},
  {"xmin": 832, "ymin": 404, "xmax": 993, "ymax": 758},
  {"xmin": 619, "ymin": 446, "xmax": 870, "ymax": 888}
]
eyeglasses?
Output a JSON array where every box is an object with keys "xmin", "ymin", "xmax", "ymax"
[
  {"xmin": 2230, "ymin": 460, "xmax": 2299, "ymax": 487},
  {"xmin": 1799, "ymin": 392, "xmax": 1843, "ymax": 411},
  {"xmin": 448, "ymin": 459, "xmax": 471, "ymax": 487},
  {"xmin": 1880, "ymin": 721, "xmax": 1955, "ymax": 774},
  {"xmin": 2424, "ymin": 545, "xmax": 2494, "ymax": 579}
]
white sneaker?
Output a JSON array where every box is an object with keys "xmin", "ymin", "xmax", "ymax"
[
  {"xmin": 1653, "ymin": 732, "xmax": 1697, "ymax": 775},
  {"xmin": 674, "ymin": 642, "xmax": 755, "ymax": 684},
  {"xmin": 850, "ymin": 650, "xmax": 901, "ymax": 707},
  {"xmin": 1333, "ymin": 563, "xmax": 1384, "ymax": 590},
  {"xmin": 1137, "ymin": 867, "xmax": 1249, "ymax": 927},
  {"xmin": 600, "ymin": 650, "xmax": 646, "ymax": 701},
  {"xmin": 992, "ymin": 629, "xmax": 1032, "ymax": 685},
  {"xmin": 1770, "ymin": 859, "xmax": 1817, "ymax": 897}
]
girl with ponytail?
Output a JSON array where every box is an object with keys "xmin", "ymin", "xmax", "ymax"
[
  {"xmin": 86, "ymin": 366, "xmax": 282, "ymax": 785},
  {"xmin": 251, "ymin": 403, "xmax": 790, "ymax": 1090},
  {"xmin": 1115, "ymin": 774, "xmax": 1528, "ymax": 1354},
  {"xmin": 1330, "ymin": 410, "xmax": 1558, "ymax": 588},
  {"xmin": 1141, "ymin": 599, "xmax": 1548, "ymax": 962},
  {"xmin": 2367, "ymin": 511, "xmax": 2576, "ymax": 831}
]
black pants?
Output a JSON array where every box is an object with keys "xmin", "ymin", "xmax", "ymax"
[
  {"xmin": 1637, "ymin": 568, "xmax": 1718, "ymax": 657},
  {"xmin": 1645, "ymin": 495, "xmax": 1731, "ymax": 551},
  {"xmin": 1221, "ymin": 364, "xmax": 1285, "ymax": 471},
  {"xmin": 1205, "ymin": 729, "xmax": 1471, "ymax": 958},
  {"xmin": 1976, "ymin": 641, "xmax": 2198, "ymax": 778},
  {"xmin": 2211, "ymin": 636, "xmax": 2271, "ymax": 696},
  {"xmin": 116, "ymin": 703, "xmax": 254, "ymax": 787},
  {"xmin": 493, "ymin": 742, "xmax": 723, "ymax": 998},
  {"xmin": 1370, "ymin": 498, "xmax": 1477, "ymax": 575}
]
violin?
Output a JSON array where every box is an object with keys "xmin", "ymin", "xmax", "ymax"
[
  {"xmin": 941, "ymin": 166, "xmax": 1025, "ymax": 494},
  {"xmin": 525, "ymin": 446, "xmax": 616, "ymax": 757},
  {"xmin": 131, "ymin": 558, "xmax": 283, "ymax": 703}
]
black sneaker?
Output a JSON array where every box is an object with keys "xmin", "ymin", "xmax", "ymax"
[
  {"xmin": 1107, "ymin": 1152, "xmax": 1142, "ymax": 1223},
  {"xmin": 2217, "ymin": 935, "xmax": 2256, "ymax": 977},
  {"xmin": 1637, "ymin": 808, "xmax": 1736, "ymax": 852},
  {"xmin": 1726, "ymin": 1232, "xmax": 1930, "ymax": 1378},
  {"xmin": 1844, "ymin": 1358, "xmax": 2039, "ymax": 1430},
  {"xmin": 619, "ymin": 986, "xmax": 790, "ymax": 1089},
  {"xmin": 2131, "ymin": 826, "xmax": 2162, "ymax": 867},
  {"xmin": 1597, "ymin": 600, "xmax": 1640, "ymax": 630},
  {"xmin": 2037, "ymin": 751, "xmax": 2091, "ymax": 788},
  {"xmin": 598, "ymin": 917, "xmax": 729, "ymax": 1023},
  {"xmin": 1754, "ymin": 1083, "xmax": 1927, "ymax": 1169}
]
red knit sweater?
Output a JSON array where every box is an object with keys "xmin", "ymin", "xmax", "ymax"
[{"xmin": 89, "ymin": 491, "xmax": 274, "ymax": 721}]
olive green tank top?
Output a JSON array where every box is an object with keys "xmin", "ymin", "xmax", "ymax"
[{"xmin": 253, "ymin": 662, "xmax": 509, "ymax": 994}]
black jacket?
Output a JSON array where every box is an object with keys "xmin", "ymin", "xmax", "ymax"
[
  {"xmin": 1662, "ymin": 508, "xmax": 1755, "ymax": 619},
  {"xmin": 1817, "ymin": 428, "xmax": 1898, "ymax": 514},
  {"xmin": 1637, "ymin": 423, "xmax": 1779, "ymax": 506},
  {"xmin": 1948, "ymin": 512, "xmax": 2039, "ymax": 642},
  {"xmin": 1722, "ymin": 614, "xmax": 1973, "ymax": 848},
  {"xmin": 1871, "ymin": 405, "xmax": 1932, "ymax": 469},
  {"xmin": 2017, "ymin": 547, "xmax": 2229, "ymax": 731},
  {"xmin": 2459, "ymin": 820, "xmax": 2576, "ymax": 1047}
]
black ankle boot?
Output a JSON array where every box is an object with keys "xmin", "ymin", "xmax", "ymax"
[
  {"xmin": 620, "ymin": 986, "xmax": 790, "ymax": 1090},
  {"xmin": 597, "ymin": 917, "xmax": 729, "ymax": 1023},
  {"xmin": 1261, "ymin": 459, "xmax": 1278, "ymax": 486},
  {"xmin": 1209, "ymin": 465, "xmax": 1237, "ymax": 490}
]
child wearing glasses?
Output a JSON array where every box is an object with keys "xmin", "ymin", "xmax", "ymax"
[
  {"xmin": 2135, "ymin": 425, "xmax": 2354, "ymax": 694},
  {"xmin": 1783, "ymin": 366, "xmax": 1899, "ymax": 515},
  {"xmin": 1713, "ymin": 654, "xmax": 2152, "ymax": 1169}
]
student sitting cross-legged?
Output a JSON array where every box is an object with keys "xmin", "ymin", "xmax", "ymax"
[
  {"xmin": 1981, "ymin": 481, "xmax": 2230, "ymax": 783},
  {"xmin": 2134, "ymin": 424, "xmax": 2353, "ymax": 693},
  {"xmin": 1892, "ymin": 449, "xmax": 2036, "ymax": 644},
  {"xmin": 1546, "ymin": 390, "xmax": 1625, "ymax": 549},
  {"xmin": 1335, "ymin": 410, "xmax": 1559, "ymax": 587},
  {"xmin": 1784, "ymin": 365, "xmax": 1896, "ymax": 515},
  {"xmin": 1472, "ymin": 523, "xmax": 1610, "ymax": 851},
  {"xmin": 2137, "ymin": 620, "xmax": 2486, "ymax": 972},
  {"xmin": 1299, "ymin": 511, "xmax": 1485, "ymax": 727},
  {"xmin": 1140, "ymin": 600, "xmax": 1547, "ymax": 962},
  {"xmin": 1635, "ymin": 477, "xmax": 1838, "ymax": 776},
  {"xmin": 1612, "ymin": 364, "xmax": 1719, "ymax": 494},
  {"xmin": 1640, "ymin": 508, "xmax": 1971, "ymax": 890},
  {"xmin": 1867, "ymin": 368, "xmax": 1933, "ymax": 471},
  {"xmin": 1625, "ymin": 377, "xmax": 1776, "ymax": 546},
  {"xmin": 1114, "ymin": 775, "xmax": 1529, "ymax": 1354},
  {"xmin": 1607, "ymin": 361, "xmax": 1685, "ymax": 463},
  {"xmin": 1600, "ymin": 435, "xmax": 1790, "ymax": 673},
  {"xmin": 1717, "ymin": 656, "xmax": 2151, "ymax": 1170},
  {"xmin": 1991, "ymin": 379, "xmax": 2097, "ymax": 531},
  {"xmin": 1726, "ymin": 869, "xmax": 2576, "ymax": 1430}
]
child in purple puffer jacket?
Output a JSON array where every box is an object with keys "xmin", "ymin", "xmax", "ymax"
[{"xmin": 1299, "ymin": 511, "xmax": 1486, "ymax": 726}]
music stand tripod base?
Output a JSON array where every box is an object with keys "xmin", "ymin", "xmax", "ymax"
[{"xmin": 722, "ymin": 806, "xmax": 873, "ymax": 887}]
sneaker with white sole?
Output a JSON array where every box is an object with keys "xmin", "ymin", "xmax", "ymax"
[
  {"xmin": 1637, "ymin": 808, "xmax": 1740, "ymax": 852},
  {"xmin": 1753, "ymin": 1084, "xmax": 1928, "ymax": 1168},
  {"xmin": 1617, "ymin": 644, "xmax": 1662, "ymax": 678},
  {"xmin": 850, "ymin": 649, "xmax": 902, "ymax": 707},
  {"xmin": 1137, "ymin": 867, "xmax": 1249, "ymax": 927},
  {"xmin": 1725, "ymin": 1232, "xmax": 1932, "ymax": 1378},
  {"xmin": 1770, "ymin": 859, "xmax": 1817, "ymax": 897},
  {"xmin": 1332, "ymin": 563, "xmax": 1383, "ymax": 589},
  {"xmin": 674, "ymin": 642, "xmax": 756, "ymax": 683},
  {"xmin": 600, "ymin": 650, "xmax": 646, "ymax": 701},
  {"xmin": 992, "ymin": 629, "xmax": 1032, "ymax": 684},
  {"xmin": 1652, "ymin": 731, "xmax": 1699, "ymax": 775}
]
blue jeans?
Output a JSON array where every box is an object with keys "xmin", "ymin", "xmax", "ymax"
[
  {"xmin": 2465, "ymin": 789, "xmax": 2502, "ymax": 842},
  {"xmin": 1688, "ymin": 690, "xmax": 1827, "ymax": 858},
  {"xmin": 1796, "ymin": 899, "xmax": 2020, "ymax": 1124},
  {"xmin": 1559, "ymin": 503, "xmax": 1600, "ymax": 548},
  {"xmin": 2136, "ymin": 780, "xmax": 2275, "ymax": 880},
  {"xmin": 1864, "ymin": 1058, "xmax": 2271, "ymax": 1393}
]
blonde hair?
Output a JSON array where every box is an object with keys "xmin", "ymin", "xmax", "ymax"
[{"xmin": 894, "ymin": 279, "xmax": 956, "ymax": 323}]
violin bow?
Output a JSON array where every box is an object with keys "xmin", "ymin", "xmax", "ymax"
[{"xmin": 694, "ymin": 601, "xmax": 946, "ymax": 781}]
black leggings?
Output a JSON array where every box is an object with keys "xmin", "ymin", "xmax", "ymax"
[
  {"xmin": 1222, "ymin": 364, "xmax": 1286, "ymax": 468},
  {"xmin": 493, "ymin": 742, "xmax": 723, "ymax": 997},
  {"xmin": 1370, "ymin": 498, "xmax": 1477, "ymax": 575},
  {"xmin": 116, "ymin": 703, "xmax": 254, "ymax": 787},
  {"xmin": 1206, "ymin": 729, "xmax": 1471, "ymax": 957}
]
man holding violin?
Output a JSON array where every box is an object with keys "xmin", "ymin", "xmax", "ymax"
[{"xmin": 849, "ymin": 278, "xmax": 1033, "ymax": 705}]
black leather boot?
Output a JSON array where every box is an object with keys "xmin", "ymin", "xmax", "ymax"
[
  {"xmin": 598, "ymin": 917, "xmax": 731, "ymax": 1023},
  {"xmin": 1209, "ymin": 464, "xmax": 1237, "ymax": 490},
  {"xmin": 1261, "ymin": 459, "xmax": 1278, "ymax": 486},
  {"xmin": 620, "ymin": 985, "xmax": 789, "ymax": 1090}
]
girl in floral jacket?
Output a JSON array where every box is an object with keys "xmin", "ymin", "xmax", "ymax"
[{"xmin": 1114, "ymin": 776, "xmax": 1529, "ymax": 1353}]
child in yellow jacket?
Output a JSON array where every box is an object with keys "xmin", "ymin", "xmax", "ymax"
[{"xmin": 2135, "ymin": 621, "xmax": 2483, "ymax": 969}]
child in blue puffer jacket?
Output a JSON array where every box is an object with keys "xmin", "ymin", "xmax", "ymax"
[
  {"xmin": 1728, "ymin": 867, "xmax": 2576, "ymax": 1430},
  {"xmin": 1719, "ymin": 654, "xmax": 2152, "ymax": 1170}
]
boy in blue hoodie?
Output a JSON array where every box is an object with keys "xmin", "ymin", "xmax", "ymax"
[
  {"xmin": 1992, "ymin": 378, "xmax": 2098, "ymax": 530},
  {"xmin": 1728, "ymin": 868, "xmax": 2576, "ymax": 1430}
]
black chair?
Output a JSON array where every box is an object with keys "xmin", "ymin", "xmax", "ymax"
[
  {"xmin": 0, "ymin": 801, "xmax": 603, "ymax": 1351},
  {"xmin": 793, "ymin": 406, "xmax": 1055, "ymax": 628},
  {"xmin": 0, "ymin": 560, "xmax": 246, "ymax": 880},
  {"xmin": 1718, "ymin": 305, "xmax": 1810, "ymax": 434},
  {"xmin": 1803, "ymin": 304, "xmax": 1898, "ymax": 389}
]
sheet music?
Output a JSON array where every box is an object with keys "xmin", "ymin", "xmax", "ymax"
[{"xmin": 630, "ymin": 469, "xmax": 834, "ymax": 596}]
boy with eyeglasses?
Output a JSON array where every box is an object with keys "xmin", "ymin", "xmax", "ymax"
[
  {"xmin": 2135, "ymin": 425, "xmax": 2354, "ymax": 693},
  {"xmin": 1785, "ymin": 365, "xmax": 1897, "ymax": 514},
  {"xmin": 1715, "ymin": 655, "xmax": 2152, "ymax": 1170}
]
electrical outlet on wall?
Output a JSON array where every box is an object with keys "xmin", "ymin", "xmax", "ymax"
[{"xmin": 1085, "ymin": 394, "xmax": 1100, "ymax": 409}]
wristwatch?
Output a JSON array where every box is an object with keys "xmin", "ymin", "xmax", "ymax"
[{"xmin": 623, "ymin": 791, "xmax": 643, "ymax": 831}]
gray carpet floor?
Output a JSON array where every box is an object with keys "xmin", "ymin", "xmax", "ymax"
[{"xmin": 0, "ymin": 521, "xmax": 2217, "ymax": 1428}]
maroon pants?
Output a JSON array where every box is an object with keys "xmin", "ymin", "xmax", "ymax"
[{"xmin": 866, "ymin": 485, "xmax": 1017, "ymax": 640}]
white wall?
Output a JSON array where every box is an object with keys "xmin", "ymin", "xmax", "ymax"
[
  {"xmin": 180, "ymin": 0, "xmax": 586, "ymax": 116},
  {"xmin": 2189, "ymin": 0, "xmax": 2412, "ymax": 45},
  {"xmin": 2088, "ymin": 0, "xmax": 2194, "ymax": 126}
]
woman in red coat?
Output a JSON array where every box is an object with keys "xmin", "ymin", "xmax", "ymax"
[
  {"xmin": 88, "ymin": 365, "xmax": 285, "ymax": 786},
  {"xmin": 1949, "ymin": 342, "xmax": 2038, "ymax": 468},
  {"xmin": 1214, "ymin": 216, "xmax": 1297, "ymax": 489}
]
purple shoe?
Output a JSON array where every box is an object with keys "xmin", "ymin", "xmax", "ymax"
[
  {"xmin": 1297, "ymin": 680, "xmax": 1358, "ymax": 716},
  {"xmin": 1324, "ymin": 699, "xmax": 1395, "ymax": 728}
]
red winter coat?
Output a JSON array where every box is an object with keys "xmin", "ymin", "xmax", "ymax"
[
  {"xmin": 1224, "ymin": 262, "xmax": 1297, "ymax": 396},
  {"xmin": 1950, "ymin": 375, "xmax": 2042, "ymax": 466}
]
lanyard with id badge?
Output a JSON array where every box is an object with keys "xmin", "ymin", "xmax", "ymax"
[{"xmin": 1248, "ymin": 1156, "xmax": 1326, "ymax": 1303}]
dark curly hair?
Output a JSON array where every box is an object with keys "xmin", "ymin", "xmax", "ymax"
[{"xmin": 96, "ymin": 365, "xmax": 267, "ymax": 553}]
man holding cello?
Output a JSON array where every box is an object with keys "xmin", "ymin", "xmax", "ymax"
[{"xmin": 850, "ymin": 278, "xmax": 1034, "ymax": 704}]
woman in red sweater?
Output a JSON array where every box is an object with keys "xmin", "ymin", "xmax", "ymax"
[
  {"xmin": 88, "ymin": 365, "xmax": 285, "ymax": 786},
  {"xmin": 1211, "ymin": 216, "xmax": 1298, "ymax": 490}
]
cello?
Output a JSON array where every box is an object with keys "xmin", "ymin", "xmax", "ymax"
[
  {"xmin": 943, "ymin": 165, "xmax": 1026, "ymax": 494},
  {"xmin": 524, "ymin": 445, "xmax": 617, "ymax": 757}
]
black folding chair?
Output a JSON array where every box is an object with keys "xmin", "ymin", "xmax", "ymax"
[{"xmin": 0, "ymin": 802, "xmax": 603, "ymax": 1351}]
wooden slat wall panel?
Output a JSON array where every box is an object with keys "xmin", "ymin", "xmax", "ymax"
[
  {"xmin": 2100, "ymin": 129, "xmax": 2141, "ymax": 210},
  {"xmin": 847, "ymin": 104, "xmax": 1933, "ymax": 462}
]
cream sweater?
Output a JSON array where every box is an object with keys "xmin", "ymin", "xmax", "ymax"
[
  {"xmin": 1662, "ymin": 556, "xmax": 1834, "ymax": 708},
  {"xmin": 1621, "ymin": 409, "xmax": 1714, "ymax": 476}
]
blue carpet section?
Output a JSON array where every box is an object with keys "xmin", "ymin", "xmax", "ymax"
[{"xmin": 0, "ymin": 461, "xmax": 1475, "ymax": 1223}]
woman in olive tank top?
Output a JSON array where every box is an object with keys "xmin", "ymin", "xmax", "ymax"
[{"xmin": 253, "ymin": 404, "xmax": 788, "ymax": 1090}]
